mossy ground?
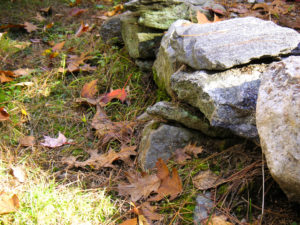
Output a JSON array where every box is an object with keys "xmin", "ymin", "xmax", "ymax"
[{"xmin": 0, "ymin": 0, "xmax": 299, "ymax": 224}]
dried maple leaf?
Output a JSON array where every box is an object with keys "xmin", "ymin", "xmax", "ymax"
[
  {"xmin": 173, "ymin": 148, "xmax": 191, "ymax": 164},
  {"xmin": 69, "ymin": 8, "xmax": 88, "ymax": 17},
  {"xmin": 0, "ymin": 107, "xmax": 9, "ymax": 121},
  {"xmin": 149, "ymin": 159, "xmax": 183, "ymax": 201},
  {"xmin": 75, "ymin": 21, "xmax": 89, "ymax": 37},
  {"xmin": 24, "ymin": 22, "xmax": 38, "ymax": 33},
  {"xmin": 92, "ymin": 104, "xmax": 135, "ymax": 145},
  {"xmin": 0, "ymin": 72, "xmax": 14, "ymax": 83},
  {"xmin": 67, "ymin": 53, "xmax": 91, "ymax": 72},
  {"xmin": 0, "ymin": 192, "xmax": 19, "ymax": 215},
  {"xmin": 118, "ymin": 172, "xmax": 161, "ymax": 202},
  {"xmin": 41, "ymin": 132, "xmax": 73, "ymax": 148},
  {"xmin": 99, "ymin": 88, "xmax": 127, "ymax": 105},
  {"xmin": 192, "ymin": 170, "xmax": 224, "ymax": 190},
  {"xmin": 81, "ymin": 79, "xmax": 98, "ymax": 98},
  {"xmin": 63, "ymin": 146, "xmax": 136, "ymax": 170},
  {"xmin": 19, "ymin": 136, "xmax": 35, "ymax": 146},
  {"xmin": 174, "ymin": 144, "xmax": 203, "ymax": 164}
]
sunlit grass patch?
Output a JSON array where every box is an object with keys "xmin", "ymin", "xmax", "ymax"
[{"xmin": 0, "ymin": 159, "xmax": 116, "ymax": 225}]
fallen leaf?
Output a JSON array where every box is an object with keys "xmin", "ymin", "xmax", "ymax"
[
  {"xmin": 193, "ymin": 170, "xmax": 223, "ymax": 190},
  {"xmin": 13, "ymin": 68, "xmax": 34, "ymax": 76},
  {"xmin": 139, "ymin": 202, "xmax": 163, "ymax": 221},
  {"xmin": 0, "ymin": 107, "xmax": 9, "ymax": 121},
  {"xmin": 0, "ymin": 24, "xmax": 25, "ymax": 30},
  {"xmin": 118, "ymin": 172, "xmax": 161, "ymax": 202},
  {"xmin": 75, "ymin": 21, "xmax": 89, "ymax": 37},
  {"xmin": 81, "ymin": 79, "xmax": 98, "ymax": 98},
  {"xmin": 92, "ymin": 104, "xmax": 135, "ymax": 145},
  {"xmin": 19, "ymin": 136, "xmax": 35, "ymax": 147},
  {"xmin": 35, "ymin": 12, "xmax": 46, "ymax": 22},
  {"xmin": 44, "ymin": 22, "xmax": 54, "ymax": 31},
  {"xmin": 52, "ymin": 41, "xmax": 65, "ymax": 52},
  {"xmin": 62, "ymin": 146, "xmax": 137, "ymax": 170},
  {"xmin": 14, "ymin": 82, "xmax": 34, "ymax": 87},
  {"xmin": 149, "ymin": 159, "xmax": 183, "ymax": 201},
  {"xmin": 183, "ymin": 143, "xmax": 203, "ymax": 157},
  {"xmin": 67, "ymin": 53, "xmax": 91, "ymax": 72},
  {"xmin": 99, "ymin": 88, "xmax": 127, "ymax": 105},
  {"xmin": 13, "ymin": 41, "xmax": 31, "ymax": 49},
  {"xmin": 10, "ymin": 166, "xmax": 26, "ymax": 183},
  {"xmin": 0, "ymin": 72, "xmax": 14, "ymax": 83},
  {"xmin": 40, "ymin": 6, "xmax": 52, "ymax": 16},
  {"xmin": 197, "ymin": 11, "xmax": 211, "ymax": 24},
  {"xmin": 41, "ymin": 132, "xmax": 73, "ymax": 148},
  {"xmin": 0, "ymin": 192, "xmax": 19, "ymax": 215},
  {"xmin": 196, "ymin": 11, "xmax": 221, "ymax": 24},
  {"xmin": 24, "ymin": 22, "xmax": 38, "ymax": 32},
  {"xmin": 69, "ymin": 8, "xmax": 88, "ymax": 17},
  {"xmin": 173, "ymin": 148, "xmax": 191, "ymax": 164},
  {"xmin": 105, "ymin": 4, "xmax": 124, "ymax": 17},
  {"xmin": 119, "ymin": 218, "xmax": 138, "ymax": 225},
  {"xmin": 203, "ymin": 215, "xmax": 233, "ymax": 225}
]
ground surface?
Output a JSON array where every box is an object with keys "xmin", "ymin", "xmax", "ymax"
[{"xmin": 0, "ymin": 0, "xmax": 299, "ymax": 224}]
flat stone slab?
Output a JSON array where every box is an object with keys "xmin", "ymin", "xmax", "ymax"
[
  {"xmin": 171, "ymin": 64, "xmax": 269, "ymax": 138},
  {"xmin": 170, "ymin": 17, "xmax": 300, "ymax": 70},
  {"xmin": 147, "ymin": 101, "xmax": 232, "ymax": 137}
]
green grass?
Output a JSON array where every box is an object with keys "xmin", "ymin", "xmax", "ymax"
[{"xmin": 0, "ymin": 160, "xmax": 115, "ymax": 225}]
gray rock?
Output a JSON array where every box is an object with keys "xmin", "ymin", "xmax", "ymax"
[
  {"xmin": 100, "ymin": 14, "xmax": 123, "ymax": 45},
  {"xmin": 171, "ymin": 64, "xmax": 269, "ymax": 138},
  {"xmin": 138, "ymin": 121, "xmax": 202, "ymax": 169},
  {"xmin": 120, "ymin": 12, "xmax": 163, "ymax": 59},
  {"xmin": 153, "ymin": 20, "xmax": 187, "ymax": 94},
  {"xmin": 147, "ymin": 101, "xmax": 232, "ymax": 137},
  {"xmin": 194, "ymin": 192, "xmax": 214, "ymax": 224},
  {"xmin": 256, "ymin": 56, "xmax": 300, "ymax": 203},
  {"xmin": 169, "ymin": 17, "xmax": 300, "ymax": 70}
]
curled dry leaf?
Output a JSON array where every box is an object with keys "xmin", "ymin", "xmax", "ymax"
[
  {"xmin": 39, "ymin": 6, "xmax": 52, "ymax": 16},
  {"xmin": 13, "ymin": 68, "xmax": 34, "ymax": 76},
  {"xmin": 24, "ymin": 22, "xmax": 38, "ymax": 33},
  {"xmin": 10, "ymin": 166, "xmax": 26, "ymax": 183},
  {"xmin": 105, "ymin": 4, "xmax": 124, "ymax": 17},
  {"xmin": 67, "ymin": 53, "xmax": 91, "ymax": 72},
  {"xmin": 192, "ymin": 170, "xmax": 224, "ymax": 190},
  {"xmin": 19, "ymin": 136, "xmax": 35, "ymax": 147},
  {"xmin": 149, "ymin": 159, "xmax": 183, "ymax": 201},
  {"xmin": 81, "ymin": 79, "xmax": 98, "ymax": 98},
  {"xmin": 41, "ymin": 132, "xmax": 73, "ymax": 148},
  {"xmin": 174, "ymin": 143, "xmax": 203, "ymax": 164},
  {"xmin": 118, "ymin": 172, "xmax": 161, "ymax": 202},
  {"xmin": 0, "ymin": 192, "xmax": 20, "ymax": 215},
  {"xmin": 196, "ymin": 11, "xmax": 221, "ymax": 24},
  {"xmin": 75, "ymin": 21, "xmax": 89, "ymax": 37},
  {"xmin": 0, "ymin": 107, "xmax": 9, "ymax": 121},
  {"xmin": 63, "ymin": 146, "xmax": 137, "ymax": 170}
]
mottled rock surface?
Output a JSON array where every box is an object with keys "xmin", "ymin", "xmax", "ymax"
[
  {"xmin": 147, "ymin": 101, "xmax": 231, "ymax": 137},
  {"xmin": 138, "ymin": 121, "xmax": 202, "ymax": 169},
  {"xmin": 171, "ymin": 64, "xmax": 268, "ymax": 138},
  {"xmin": 100, "ymin": 15, "xmax": 123, "ymax": 45},
  {"xmin": 256, "ymin": 56, "xmax": 300, "ymax": 203},
  {"xmin": 170, "ymin": 17, "xmax": 300, "ymax": 70}
]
